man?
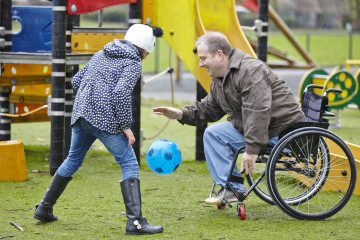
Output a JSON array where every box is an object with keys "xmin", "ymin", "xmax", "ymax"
[
  {"xmin": 34, "ymin": 24, "xmax": 164, "ymax": 235},
  {"xmin": 153, "ymin": 32, "xmax": 305, "ymax": 205}
]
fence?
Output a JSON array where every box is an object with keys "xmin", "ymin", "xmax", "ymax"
[{"xmin": 291, "ymin": 32, "xmax": 360, "ymax": 66}]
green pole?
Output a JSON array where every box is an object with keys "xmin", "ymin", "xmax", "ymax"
[{"xmin": 349, "ymin": 32, "xmax": 353, "ymax": 60}]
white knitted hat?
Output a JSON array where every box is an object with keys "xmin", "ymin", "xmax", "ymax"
[{"xmin": 125, "ymin": 24, "xmax": 163, "ymax": 54}]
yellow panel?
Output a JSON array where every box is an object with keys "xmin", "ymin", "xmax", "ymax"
[
  {"xmin": 321, "ymin": 153, "xmax": 360, "ymax": 195},
  {"xmin": 0, "ymin": 140, "xmax": 27, "ymax": 181},
  {"xmin": 10, "ymin": 84, "xmax": 51, "ymax": 97},
  {"xmin": 142, "ymin": 0, "xmax": 157, "ymax": 25},
  {"xmin": 143, "ymin": 0, "xmax": 211, "ymax": 92},
  {"xmin": 326, "ymin": 139, "xmax": 360, "ymax": 163},
  {"xmin": 324, "ymin": 139, "xmax": 360, "ymax": 195},
  {"xmin": 9, "ymin": 84, "xmax": 51, "ymax": 104},
  {"xmin": 71, "ymin": 32, "xmax": 125, "ymax": 53},
  {"xmin": 291, "ymin": 154, "xmax": 359, "ymax": 196},
  {"xmin": 344, "ymin": 142, "xmax": 360, "ymax": 163},
  {"xmin": 290, "ymin": 139, "xmax": 360, "ymax": 195},
  {"xmin": 198, "ymin": 0, "xmax": 256, "ymax": 58},
  {"xmin": 143, "ymin": 0, "xmax": 256, "ymax": 92},
  {"xmin": 311, "ymin": 78, "xmax": 325, "ymax": 95},
  {"xmin": 0, "ymin": 63, "xmax": 51, "ymax": 86},
  {"xmin": 345, "ymin": 59, "xmax": 360, "ymax": 73}
]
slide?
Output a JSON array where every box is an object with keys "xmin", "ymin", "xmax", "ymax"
[{"xmin": 142, "ymin": 0, "xmax": 256, "ymax": 92}]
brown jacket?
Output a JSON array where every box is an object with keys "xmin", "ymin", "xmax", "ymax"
[{"xmin": 180, "ymin": 49, "xmax": 305, "ymax": 154}]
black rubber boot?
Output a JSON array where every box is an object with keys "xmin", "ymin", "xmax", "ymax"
[
  {"xmin": 33, "ymin": 172, "xmax": 72, "ymax": 222},
  {"xmin": 120, "ymin": 177, "xmax": 163, "ymax": 235}
]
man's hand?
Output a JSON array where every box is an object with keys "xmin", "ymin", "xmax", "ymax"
[
  {"xmin": 240, "ymin": 152, "xmax": 258, "ymax": 175},
  {"xmin": 153, "ymin": 106, "xmax": 183, "ymax": 120},
  {"xmin": 123, "ymin": 128, "xmax": 135, "ymax": 146}
]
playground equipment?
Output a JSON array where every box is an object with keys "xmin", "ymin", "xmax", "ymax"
[
  {"xmin": 211, "ymin": 85, "xmax": 357, "ymax": 220},
  {"xmin": 12, "ymin": 6, "xmax": 52, "ymax": 52},
  {"xmin": 0, "ymin": 63, "xmax": 51, "ymax": 123},
  {"xmin": 242, "ymin": 0, "xmax": 317, "ymax": 68},
  {"xmin": 345, "ymin": 59, "xmax": 360, "ymax": 73},
  {"xmin": 0, "ymin": 140, "xmax": 27, "ymax": 181},
  {"xmin": 0, "ymin": 1, "xmax": 93, "ymax": 175},
  {"xmin": 298, "ymin": 67, "xmax": 360, "ymax": 110},
  {"xmin": 67, "ymin": 0, "xmax": 136, "ymax": 15},
  {"xmin": 71, "ymin": 28, "xmax": 126, "ymax": 53},
  {"xmin": 198, "ymin": 0, "xmax": 256, "ymax": 58}
]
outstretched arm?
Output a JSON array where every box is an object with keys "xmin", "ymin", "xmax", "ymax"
[{"xmin": 153, "ymin": 106, "xmax": 183, "ymax": 120}]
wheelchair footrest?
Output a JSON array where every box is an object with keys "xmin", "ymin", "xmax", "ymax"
[{"xmin": 229, "ymin": 175, "xmax": 244, "ymax": 184}]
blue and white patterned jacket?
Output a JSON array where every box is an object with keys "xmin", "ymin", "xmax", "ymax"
[{"xmin": 71, "ymin": 39, "xmax": 142, "ymax": 134}]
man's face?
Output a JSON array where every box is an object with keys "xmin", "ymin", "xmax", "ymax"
[{"xmin": 197, "ymin": 43, "xmax": 224, "ymax": 78}]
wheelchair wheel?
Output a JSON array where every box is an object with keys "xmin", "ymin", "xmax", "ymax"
[
  {"xmin": 246, "ymin": 139, "xmax": 328, "ymax": 205},
  {"xmin": 237, "ymin": 203, "xmax": 246, "ymax": 220},
  {"xmin": 266, "ymin": 127, "xmax": 357, "ymax": 220},
  {"xmin": 246, "ymin": 155, "xmax": 274, "ymax": 205}
]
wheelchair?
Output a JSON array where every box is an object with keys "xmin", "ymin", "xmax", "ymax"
[{"xmin": 209, "ymin": 84, "xmax": 357, "ymax": 220}]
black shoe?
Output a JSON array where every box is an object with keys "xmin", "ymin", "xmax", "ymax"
[
  {"xmin": 34, "ymin": 204, "xmax": 58, "ymax": 222},
  {"xmin": 126, "ymin": 218, "xmax": 164, "ymax": 235},
  {"xmin": 121, "ymin": 177, "xmax": 164, "ymax": 235},
  {"xmin": 34, "ymin": 173, "xmax": 72, "ymax": 222}
]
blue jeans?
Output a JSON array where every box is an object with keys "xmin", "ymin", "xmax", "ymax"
[
  {"xmin": 57, "ymin": 118, "xmax": 139, "ymax": 180},
  {"xmin": 203, "ymin": 121, "xmax": 278, "ymax": 192}
]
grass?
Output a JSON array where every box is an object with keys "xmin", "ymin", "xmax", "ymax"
[
  {"xmin": 3, "ymin": 146, "xmax": 360, "ymax": 240},
  {"xmin": 265, "ymin": 31, "xmax": 360, "ymax": 66},
  {"xmin": 1, "ymin": 99, "xmax": 360, "ymax": 239}
]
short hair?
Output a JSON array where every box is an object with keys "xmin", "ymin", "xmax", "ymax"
[{"xmin": 195, "ymin": 32, "xmax": 232, "ymax": 56}]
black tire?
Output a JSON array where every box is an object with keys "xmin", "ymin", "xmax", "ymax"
[
  {"xmin": 266, "ymin": 127, "xmax": 356, "ymax": 220},
  {"xmin": 247, "ymin": 137, "xmax": 329, "ymax": 205}
]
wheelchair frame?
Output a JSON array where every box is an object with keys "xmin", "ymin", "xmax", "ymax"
[{"xmin": 209, "ymin": 84, "xmax": 357, "ymax": 220}]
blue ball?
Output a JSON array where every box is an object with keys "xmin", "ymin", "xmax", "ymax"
[{"xmin": 146, "ymin": 139, "xmax": 182, "ymax": 175}]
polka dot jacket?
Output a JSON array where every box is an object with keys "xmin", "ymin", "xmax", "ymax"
[{"xmin": 71, "ymin": 39, "xmax": 142, "ymax": 134}]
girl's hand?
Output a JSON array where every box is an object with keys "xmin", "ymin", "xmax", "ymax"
[{"xmin": 123, "ymin": 128, "xmax": 135, "ymax": 146}]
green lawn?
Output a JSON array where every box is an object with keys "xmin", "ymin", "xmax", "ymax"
[
  {"xmin": 1, "ymin": 100, "xmax": 360, "ymax": 239},
  {"xmin": 266, "ymin": 31, "xmax": 360, "ymax": 66}
]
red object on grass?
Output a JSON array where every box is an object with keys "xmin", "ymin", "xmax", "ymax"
[
  {"xmin": 242, "ymin": 0, "xmax": 258, "ymax": 12},
  {"xmin": 67, "ymin": 0, "xmax": 137, "ymax": 15}
]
